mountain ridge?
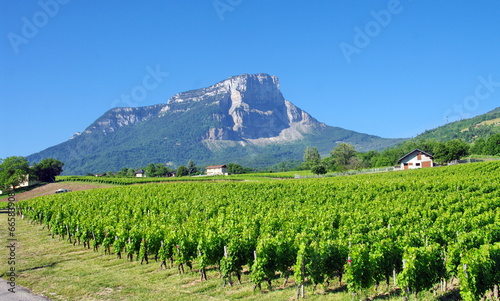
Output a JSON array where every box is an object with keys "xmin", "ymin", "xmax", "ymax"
[
  {"xmin": 414, "ymin": 106, "xmax": 500, "ymax": 142},
  {"xmin": 27, "ymin": 73, "xmax": 404, "ymax": 174}
]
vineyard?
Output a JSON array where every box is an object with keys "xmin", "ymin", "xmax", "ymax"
[
  {"xmin": 57, "ymin": 175, "xmax": 245, "ymax": 185},
  {"xmin": 55, "ymin": 171, "xmax": 302, "ymax": 185},
  {"xmin": 17, "ymin": 162, "xmax": 500, "ymax": 300}
]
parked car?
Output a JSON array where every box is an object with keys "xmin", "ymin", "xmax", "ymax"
[{"xmin": 55, "ymin": 188, "xmax": 70, "ymax": 194}]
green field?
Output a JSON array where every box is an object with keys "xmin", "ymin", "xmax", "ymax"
[
  {"xmin": 55, "ymin": 170, "xmax": 313, "ymax": 185},
  {"xmin": 4, "ymin": 162, "xmax": 500, "ymax": 300}
]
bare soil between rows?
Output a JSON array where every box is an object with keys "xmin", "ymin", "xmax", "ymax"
[{"xmin": 0, "ymin": 182, "xmax": 114, "ymax": 202}]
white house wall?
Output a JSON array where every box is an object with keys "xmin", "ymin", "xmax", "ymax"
[
  {"xmin": 207, "ymin": 168, "xmax": 227, "ymax": 175},
  {"xmin": 400, "ymin": 154, "xmax": 433, "ymax": 169}
]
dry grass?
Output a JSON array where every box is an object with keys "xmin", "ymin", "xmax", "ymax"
[
  {"xmin": 0, "ymin": 182, "xmax": 114, "ymax": 203},
  {"xmin": 477, "ymin": 117, "xmax": 500, "ymax": 126}
]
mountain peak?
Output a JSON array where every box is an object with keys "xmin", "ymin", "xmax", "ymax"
[
  {"xmin": 27, "ymin": 73, "xmax": 403, "ymax": 174},
  {"xmin": 226, "ymin": 73, "xmax": 280, "ymax": 90},
  {"xmin": 167, "ymin": 73, "xmax": 281, "ymax": 105},
  {"xmin": 163, "ymin": 73, "xmax": 314, "ymax": 141}
]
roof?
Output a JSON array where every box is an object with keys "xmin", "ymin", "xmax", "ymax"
[
  {"xmin": 206, "ymin": 165, "xmax": 227, "ymax": 169},
  {"xmin": 397, "ymin": 149, "xmax": 434, "ymax": 163},
  {"xmin": 134, "ymin": 169, "xmax": 145, "ymax": 174}
]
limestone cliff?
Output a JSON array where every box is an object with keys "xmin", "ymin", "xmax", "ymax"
[{"xmin": 28, "ymin": 73, "xmax": 403, "ymax": 174}]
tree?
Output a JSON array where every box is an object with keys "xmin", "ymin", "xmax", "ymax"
[
  {"xmin": 303, "ymin": 147, "xmax": 321, "ymax": 169},
  {"xmin": 276, "ymin": 161, "xmax": 288, "ymax": 172},
  {"xmin": 116, "ymin": 168, "xmax": 129, "ymax": 177},
  {"xmin": 358, "ymin": 150, "xmax": 380, "ymax": 168},
  {"xmin": 372, "ymin": 154, "xmax": 395, "ymax": 168},
  {"xmin": 311, "ymin": 165, "xmax": 327, "ymax": 176},
  {"xmin": 446, "ymin": 139, "xmax": 470, "ymax": 161},
  {"xmin": 379, "ymin": 147, "xmax": 407, "ymax": 167},
  {"xmin": 330, "ymin": 143, "xmax": 359, "ymax": 171},
  {"xmin": 434, "ymin": 139, "xmax": 470, "ymax": 163},
  {"xmin": 470, "ymin": 138, "xmax": 486, "ymax": 155},
  {"xmin": 154, "ymin": 164, "xmax": 172, "ymax": 177},
  {"xmin": 187, "ymin": 160, "xmax": 197, "ymax": 175},
  {"xmin": 126, "ymin": 168, "xmax": 135, "ymax": 177},
  {"xmin": 176, "ymin": 166, "xmax": 188, "ymax": 177},
  {"xmin": 32, "ymin": 158, "xmax": 64, "ymax": 182},
  {"xmin": 145, "ymin": 163, "xmax": 157, "ymax": 177},
  {"xmin": 433, "ymin": 142, "xmax": 448, "ymax": 164},
  {"xmin": 273, "ymin": 160, "xmax": 301, "ymax": 172},
  {"xmin": 226, "ymin": 163, "xmax": 244, "ymax": 174},
  {"xmin": 484, "ymin": 133, "xmax": 500, "ymax": 156},
  {"xmin": 0, "ymin": 156, "xmax": 30, "ymax": 191}
]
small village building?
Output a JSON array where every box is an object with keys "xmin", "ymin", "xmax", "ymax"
[
  {"xmin": 1, "ymin": 175, "xmax": 41, "ymax": 193},
  {"xmin": 17, "ymin": 174, "xmax": 41, "ymax": 188},
  {"xmin": 134, "ymin": 170, "xmax": 146, "ymax": 177},
  {"xmin": 397, "ymin": 149, "xmax": 434, "ymax": 170},
  {"xmin": 206, "ymin": 165, "xmax": 227, "ymax": 176}
]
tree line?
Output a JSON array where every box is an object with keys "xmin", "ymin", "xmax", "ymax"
[
  {"xmin": 303, "ymin": 134, "xmax": 500, "ymax": 175},
  {"xmin": 92, "ymin": 160, "xmax": 249, "ymax": 178}
]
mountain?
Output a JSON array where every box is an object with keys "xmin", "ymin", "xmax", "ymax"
[
  {"xmin": 28, "ymin": 73, "xmax": 404, "ymax": 175},
  {"xmin": 415, "ymin": 107, "xmax": 500, "ymax": 142}
]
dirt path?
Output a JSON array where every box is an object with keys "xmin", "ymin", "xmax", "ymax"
[{"xmin": 0, "ymin": 182, "xmax": 114, "ymax": 202}]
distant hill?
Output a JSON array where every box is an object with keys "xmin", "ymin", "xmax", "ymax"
[
  {"xmin": 415, "ymin": 107, "xmax": 500, "ymax": 142},
  {"xmin": 27, "ymin": 73, "xmax": 404, "ymax": 175}
]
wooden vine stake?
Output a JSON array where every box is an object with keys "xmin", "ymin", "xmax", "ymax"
[
  {"xmin": 402, "ymin": 259, "xmax": 409, "ymax": 301},
  {"xmin": 297, "ymin": 255, "xmax": 305, "ymax": 299},
  {"xmin": 252, "ymin": 250, "xmax": 262, "ymax": 292},
  {"xmin": 223, "ymin": 246, "xmax": 233, "ymax": 286},
  {"xmin": 66, "ymin": 224, "xmax": 71, "ymax": 243}
]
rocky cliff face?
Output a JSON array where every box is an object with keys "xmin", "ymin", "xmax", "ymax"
[
  {"xmin": 169, "ymin": 73, "xmax": 323, "ymax": 146},
  {"xmin": 82, "ymin": 73, "xmax": 323, "ymax": 145},
  {"xmin": 29, "ymin": 73, "xmax": 403, "ymax": 174},
  {"xmin": 83, "ymin": 105, "xmax": 165, "ymax": 135}
]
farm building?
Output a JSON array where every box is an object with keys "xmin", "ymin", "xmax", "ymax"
[
  {"xmin": 206, "ymin": 165, "xmax": 227, "ymax": 176},
  {"xmin": 397, "ymin": 149, "xmax": 434, "ymax": 170},
  {"xmin": 17, "ymin": 174, "xmax": 41, "ymax": 188},
  {"xmin": 3, "ymin": 175, "xmax": 41, "ymax": 193},
  {"xmin": 134, "ymin": 170, "xmax": 146, "ymax": 177}
]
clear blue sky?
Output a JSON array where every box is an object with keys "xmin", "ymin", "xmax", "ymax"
[{"xmin": 2, "ymin": 1, "xmax": 500, "ymax": 159}]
